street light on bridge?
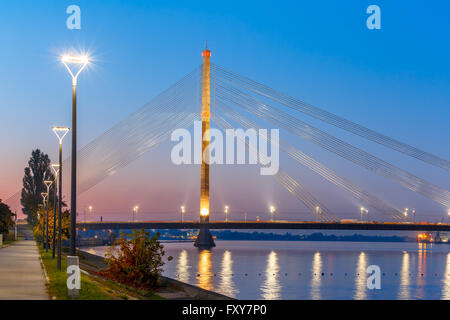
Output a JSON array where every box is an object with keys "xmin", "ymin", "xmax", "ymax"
[
  {"xmin": 315, "ymin": 206, "xmax": 321, "ymax": 222},
  {"xmin": 88, "ymin": 206, "xmax": 93, "ymax": 221},
  {"xmin": 270, "ymin": 206, "xmax": 276, "ymax": 222},
  {"xmin": 224, "ymin": 205, "xmax": 229, "ymax": 222},
  {"xmin": 133, "ymin": 206, "xmax": 139, "ymax": 222},
  {"xmin": 404, "ymin": 208, "xmax": 409, "ymax": 220},
  {"xmin": 180, "ymin": 206, "xmax": 185, "ymax": 223},
  {"xmin": 60, "ymin": 52, "xmax": 90, "ymax": 256}
]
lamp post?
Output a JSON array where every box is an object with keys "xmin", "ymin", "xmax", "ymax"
[
  {"xmin": 61, "ymin": 53, "xmax": 89, "ymax": 256},
  {"xmin": 315, "ymin": 206, "xmax": 320, "ymax": 222},
  {"xmin": 404, "ymin": 208, "xmax": 409, "ymax": 221},
  {"xmin": 366, "ymin": 208, "xmax": 370, "ymax": 222},
  {"xmin": 224, "ymin": 205, "xmax": 229, "ymax": 222},
  {"xmin": 180, "ymin": 206, "xmax": 185, "ymax": 223},
  {"xmin": 88, "ymin": 206, "xmax": 93, "ymax": 221},
  {"xmin": 360, "ymin": 207, "xmax": 365, "ymax": 222},
  {"xmin": 133, "ymin": 206, "xmax": 139, "ymax": 222},
  {"xmin": 44, "ymin": 180, "xmax": 53, "ymax": 252},
  {"xmin": 270, "ymin": 206, "xmax": 276, "ymax": 222},
  {"xmin": 52, "ymin": 126, "xmax": 69, "ymax": 269},
  {"xmin": 41, "ymin": 193, "xmax": 48, "ymax": 248},
  {"xmin": 244, "ymin": 212, "xmax": 248, "ymax": 223},
  {"xmin": 50, "ymin": 164, "xmax": 60, "ymax": 259},
  {"xmin": 412, "ymin": 208, "xmax": 416, "ymax": 223}
]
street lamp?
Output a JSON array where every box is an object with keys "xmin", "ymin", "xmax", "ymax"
[
  {"xmin": 244, "ymin": 212, "xmax": 248, "ymax": 223},
  {"xmin": 412, "ymin": 208, "xmax": 416, "ymax": 223},
  {"xmin": 270, "ymin": 206, "xmax": 276, "ymax": 222},
  {"xmin": 360, "ymin": 207, "xmax": 365, "ymax": 222},
  {"xmin": 43, "ymin": 180, "xmax": 53, "ymax": 252},
  {"xmin": 404, "ymin": 208, "xmax": 409, "ymax": 220},
  {"xmin": 61, "ymin": 53, "xmax": 90, "ymax": 256},
  {"xmin": 88, "ymin": 206, "xmax": 93, "ymax": 221},
  {"xmin": 366, "ymin": 208, "xmax": 370, "ymax": 222},
  {"xmin": 133, "ymin": 206, "xmax": 139, "ymax": 222},
  {"xmin": 224, "ymin": 205, "xmax": 229, "ymax": 222},
  {"xmin": 315, "ymin": 206, "xmax": 320, "ymax": 222},
  {"xmin": 37, "ymin": 204, "xmax": 43, "ymax": 244},
  {"xmin": 52, "ymin": 126, "xmax": 69, "ymax": 269},
  {"xmin": 41, "ymin": 192, "xmax": 48, "ymax": 248},
  {"xmin": 50, "ymin": 164, "xmax": 60, "ymax": 259},
  {"xmin": 180, "ymin": 206, "xmax": 185, "ymax": 223}
]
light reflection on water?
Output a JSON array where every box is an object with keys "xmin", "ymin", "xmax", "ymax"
[
  {"xmin": 218, "ymin": 250, "xmax": 238, "ymax": 298},
  {"xmin": 176, "ymin": 249, "xmax": 190, "ymax": 284},
  {"xmin": 310, "ymin": 252, "xmax": 322, "ymax": 300},
  {"xmin": 442, "ymin": 253, "xmax": 450, "ymax": 299},
  {"xmin": 197, "ymin": 250, "xmax": 213, "ymax": 291},
  {"xmin": 261, "ymin": 251, "xmax": 281, "ymax": 300},
  {"xmin": 398, "ymin": 252, "xmax": 410, "ymax": 300},
  {"xmin": 354, "ymin": 252, "xmax": 367, "ymax": 300},
  {"xmin": 86, "ymin": 241, "xmax": 450, "ymax": 300}
]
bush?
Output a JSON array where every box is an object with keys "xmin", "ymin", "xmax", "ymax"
[{"xmin": 100, "ymin": 229, "xmax": 172, "ymax": 288}]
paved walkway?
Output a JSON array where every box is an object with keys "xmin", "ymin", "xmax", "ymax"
[{"xmin": 0, "ymin": 240, "xmax": 48, "ymax": 300}]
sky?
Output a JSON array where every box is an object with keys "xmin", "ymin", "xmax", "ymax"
[{"xmin": 0, "ymin": 0, "xmax": 449, "ymax": 222}]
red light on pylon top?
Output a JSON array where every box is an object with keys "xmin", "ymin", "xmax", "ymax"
[{"xmin": 202, "ymin": 49, "xmax": 211, "ymax": 57}]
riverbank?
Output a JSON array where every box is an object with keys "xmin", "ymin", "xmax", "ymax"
[
  {"xmin": 78, "ymin": 250, "xmax": 234, "ymax": 300},
  {"xmin": 39, "ymin": 246, "xmax": 169, "ymax": 300}
]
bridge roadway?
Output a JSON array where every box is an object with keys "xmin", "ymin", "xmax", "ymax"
[{"xmin": 77, "ymin": 221, "xmax": 450, "ymax": 232}]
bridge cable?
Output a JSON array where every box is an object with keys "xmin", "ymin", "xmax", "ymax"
[{"xmin": 212, "ymin": 63, "xmax": 450, "ymax": 172}]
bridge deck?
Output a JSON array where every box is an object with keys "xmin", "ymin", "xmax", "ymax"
[{"xmin": 77, "ymin": 221, "xmax": 450, "ymax": 232}]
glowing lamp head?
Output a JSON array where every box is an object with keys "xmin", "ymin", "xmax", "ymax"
[
  {"xmin": 270, "ymin": 206, "xmax": 276, "ymax": 214},
  {"xmin": 52, "ymin": 126, "xmax": 70, "ymax": 143},
  {"xmin": 51, "ymin": 164, "xmax": 60, "ymax": 176},
  {"xmin": 201, "ymin": 208, "xmax": 209, "ymax": 217},
  {"xmin": 61, "ymin": 54, "xmax": 90, "ymax": 64},
  {"xmin": 60, "ymin": 53, "xmax": 90, "ymax": 82},
  {"xmin": 181, "ymin": 206, "xmax": 185, "ymax": 213}
]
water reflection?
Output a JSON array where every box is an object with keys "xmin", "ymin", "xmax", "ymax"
[
  {"xmin": 310, "ymin": 252, "xmax": 322, "ymax": 300},
  {"xmin": 261, "ymin": 251, "xmax": 281, "ymax": 300},
  {"xmin": 398, "ymin": 251, "xmax": 410, "ymax": 300},
  {"xmin": 197, "ymin": 250, "xmax": 213, "ymax": 291},
  {"xmin": 218, "ymin": 250, "xmax": 238, "ymax": 298},
  {"xmin": 354, "ymin": 252, "xmax": 367, "ymax": 300},
  {"xmin": 416, "ymin": 243, "xmax": 427, "ymax": 299},
  {"xmin": 442, "ymin": 253, "xmax": 450, "ymax": 300},
  {"xmin": 176, "ymin": 249, "xmax": 190, "ymax": 283}
]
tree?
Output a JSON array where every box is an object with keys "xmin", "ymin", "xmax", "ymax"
[
  {"xmin": 0, "ymin": 200, "xmax": 14, "ymax": 238},
  {"xmin": 33, "ymin": 209, "xmax": 71, "ymax": 244},
  {"xmin": 21, "ymin": 149, "xmax": 55, "ymax": 226},
  {"xmin": 100, "ymin": 229, "xmax": 173, "ymax": 288}
]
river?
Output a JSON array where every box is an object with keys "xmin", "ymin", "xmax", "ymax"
[{"xmin": 85, "ymin": 240, "xmax": 450, "ymax": 300}]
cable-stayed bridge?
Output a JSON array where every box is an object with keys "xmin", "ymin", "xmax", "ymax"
[{"xmin": 7, "ymin": 48, "xmax": 450, "ymax": 245}]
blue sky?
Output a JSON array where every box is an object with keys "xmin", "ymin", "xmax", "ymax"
[{"xmin": 0, "ymin": 1, "xmax": 449, "ymax": 221}]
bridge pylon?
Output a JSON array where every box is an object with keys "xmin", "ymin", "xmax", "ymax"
[{"xmin": 194, "ymin": 45, "xmax": 216, "ymax": 249}]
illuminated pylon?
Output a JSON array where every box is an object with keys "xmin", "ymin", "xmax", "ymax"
[{"xmin": 195, "ymin": 45, "xmax": 215, "ymax": 248}]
